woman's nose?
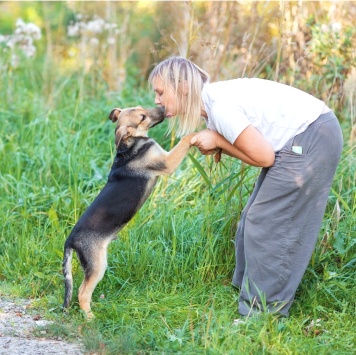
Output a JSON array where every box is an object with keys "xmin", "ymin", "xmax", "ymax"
[{"xmin": 154, "ymin": 94, "xmax": 161, "ymax": 105}]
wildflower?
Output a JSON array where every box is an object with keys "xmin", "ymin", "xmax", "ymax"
[
  {"xmin": 85, "ymin": 18, "xmax": 106, "ymax": 36},
  {"xmin": 89, "ymin": 37, "xmax": 99, "ymax": 47},
  {"xmin": 67, "ymin": 22, "xmax": 80, "ymax": 37},
  {"xmin": 15, "ymin": 18, "xmax": 41, "ymax": 41},
  {"xmin": 21, "ymin": 42, "xmax": 36, "ymax": 58},
  {"xmin": 104, "ymin": 23, "xmax": 118, "ymax": 31},
  {"xmin": 107, "ymin": 37, "xmax": 116, "ymax": 45},
  {"xmin": 11, "ymin": 54, "xmax": 19, "ymax": 67},
  {"xmin": 66, "ymin": 15, "xmax": 118, "ymax": 41},
  {"xmin": 0, "ymin": 18, "xmax": 42, "ymax": 59},
  {"xmin": 321, "ymin": 24, "xmax": 329, "ymax": 33},
  {"xmin": 331, "ymin": 22, "xmax": 341, "ymax": 33}
]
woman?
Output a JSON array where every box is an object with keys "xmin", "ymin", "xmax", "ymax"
[{"xmin": 148, "ymin": 56, "xmax": 343, "ymax": 317}]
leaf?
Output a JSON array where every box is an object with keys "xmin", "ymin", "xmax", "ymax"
[
  {"xmin": 188, "ymin": 153, "xmax": 212, "ymax": 188},
  {"xmin": 342, "ymin": 257, "xmax": 356, "ymax": 269},
  {"xmin": 333, "ymin": 231, "xmax": 346, "ymax": 255},
  {"xmin": 330, "ymin": 188, "xmax": 351, "ymax": 212},
  {"xmin": 34, "ymin": 272, "xmax": 45, "ymax": 279},
  {"xmin": 48, "ymin": 207, "xmax": 59, "ymax": 228},
  {"xmin": 54, "ymin": 249, "xmax": 63, "ymax": 258}
]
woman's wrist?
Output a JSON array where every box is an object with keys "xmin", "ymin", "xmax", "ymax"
[{"xmin": 216, "ymin": 134, "xmax": 230, "ymax": 151}]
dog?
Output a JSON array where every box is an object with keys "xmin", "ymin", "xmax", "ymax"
[{"xmin": 62, "ymin": 106, "xmax": 195, "ymax": 318}]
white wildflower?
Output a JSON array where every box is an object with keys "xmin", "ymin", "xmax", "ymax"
[
  {"xmin": 1, "ymin": 18, "xmax": 42, "ymax": 58},
  {"xmin": 66, "ymin": 14, "xmax": 118, "ymax": 40},
  {"xmin": 27, "ymin": 23, "xmax": 41, "ymax": 40},
  {"xmin": 331, "ymin": 22, "xmax": 341, "ymax": 33},
  {"xmin": 85, "ymin": 18, "xmax": 106, "ymax": 35},
  {"xmin": 21, "ymin": 42, "xmax": 36, "ymax": 57},
  {"xmin": 321, "ymin": 24, "xmax": 329, "ymax": 33},
  {"xmin": 89, "ymin": 37, "xmax": 99, "ymax": 47},
  {"xmin": 15, "ymin": 18, "xmax": 26, "ymax": 30},
  {"xmin": 67, "ymin": 22, "xmax": 80, "ymax": 37},
  {"xmin": 11, "ymin": 54, "xmax": 19, "ymax": 67},
  {"xmin": 15, "ymin": 18, "xmax": 41, "ymax": 40},
  {"xmin": 104, "ymin": 23, "xmax": 117, "ymax": 31},
  {"xmin": 6, "ymin": 36, "xmax": 16, "ymax": 49},
  {"xmin": 233, "ymin": 318, "xmax": 246, "ymax": 326},
  {"xmin": 107, "ymin": 36, "xmax": 116, "ymax": 45},
  {"xmin": 66, "ymin": 14, "xmax": 119, "ymax": 63}
]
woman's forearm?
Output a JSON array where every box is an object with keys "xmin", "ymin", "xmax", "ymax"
[
  {"xmin": 217, "ymin": 127, "xmax": 275, "ymax": 167},
  {"xmin": 217, "ymin": 137, "xmax": 269, "ymax": 167},
  {"xmin": 190, "ymin": 127, "xmax": 275, "ymax": 167}
]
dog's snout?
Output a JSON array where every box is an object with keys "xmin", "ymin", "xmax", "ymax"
[
  {"xmin": 148, "ymin": 106, "xmax": 166, "ymax": 121},
  {"xmin": 158, "ymin": 106, "xmax": 166, "ymax": 118}
]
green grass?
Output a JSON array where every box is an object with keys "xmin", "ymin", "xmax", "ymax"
[{"xmin": 1, "ymin": 58, "xmax": 355, "ymax": 354}]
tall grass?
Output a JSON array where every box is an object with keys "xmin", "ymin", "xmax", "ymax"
[{"xmin": 1, "ymin": 9, "xmax": 355, "ymax": 354}]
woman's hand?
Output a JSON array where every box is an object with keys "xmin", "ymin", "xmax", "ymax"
[
  {"xmin": 190, "ymin": 129, "xmax": 220, "ymax": 154},
  {"xmin": 190, "ymin": 129, "xmax": 223, "ymax": 162},
  {"xmin": 190, "ymin": 126, "xmax": 275, "ymax": 167}
]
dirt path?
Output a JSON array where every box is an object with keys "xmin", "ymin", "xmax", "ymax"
[{"xmin": 0, "ymin": 297, "xmax": 84, "ymax": 355}]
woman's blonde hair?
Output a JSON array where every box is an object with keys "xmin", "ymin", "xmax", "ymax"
[{"xmin": 148, "ymin": 56, "xmax": 210, "ymax": 136}]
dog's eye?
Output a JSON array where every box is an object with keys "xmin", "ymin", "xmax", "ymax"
[{"xmin": 141, "ymin": 115, "xmax": 146, "ymax": 122}]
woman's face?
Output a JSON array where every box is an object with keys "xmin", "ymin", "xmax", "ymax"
[{"xmin": 152, "ymin": 76, "xmax": 180, "ymax": 118}]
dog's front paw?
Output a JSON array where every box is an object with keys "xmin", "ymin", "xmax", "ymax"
[{"xmin": 182, "ymin": 133, "xmax": 197, "ymax": 146}]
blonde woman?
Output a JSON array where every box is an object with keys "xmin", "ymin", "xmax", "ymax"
[{"xmin": 148, "ymin": 56, "xmax": 343, "ymax": 317}]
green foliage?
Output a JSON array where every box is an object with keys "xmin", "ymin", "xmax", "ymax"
[{"xmin": 0, "ymin": 3, "xmax": 355, "ymax": 354}]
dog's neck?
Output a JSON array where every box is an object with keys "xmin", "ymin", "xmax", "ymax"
[{"xmin": 116, "ymin": 136, "xmax": 150, "ymax": 158}]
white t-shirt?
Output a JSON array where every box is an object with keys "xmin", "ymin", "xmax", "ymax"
[{"xmin": 201, "ymin": 78, "xmax": 325, "ymax": 152}]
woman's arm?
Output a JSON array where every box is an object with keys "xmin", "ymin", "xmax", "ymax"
[{"xmin": 190, "ymin": 126, "xmax": 275, "ymax": 167}]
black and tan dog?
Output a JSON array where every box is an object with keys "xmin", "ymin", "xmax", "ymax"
[{"xmin": 62, "ymin": 106, "xmax": 195, "ymax": 318}]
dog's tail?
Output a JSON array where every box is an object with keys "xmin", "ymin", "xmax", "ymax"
[{"xmin": 62, "ymin": 240, "xmax": 74, "ymax": 309}]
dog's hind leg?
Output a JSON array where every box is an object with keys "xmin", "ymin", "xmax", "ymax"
[{"xmin": 77, "ymin": 239, "xmax": 110, "ymax": 319}]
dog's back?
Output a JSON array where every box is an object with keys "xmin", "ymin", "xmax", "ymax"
[{"xmin": 71, "ymin": 137, "xmax": 160, "ymax": 235}]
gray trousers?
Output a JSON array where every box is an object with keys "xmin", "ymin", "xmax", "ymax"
[{"xmin": 232, "ymin": 111, "xmax": 343, "ymax": 316}]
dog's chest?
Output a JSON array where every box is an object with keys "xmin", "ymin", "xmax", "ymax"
[{"xmin": 109, "ymin": 139, "xmax": 158, "ymax": 180}]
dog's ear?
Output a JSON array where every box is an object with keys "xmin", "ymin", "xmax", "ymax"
[
  {"xmin": 109, "ymin": 108, "xmax": 122, "ymax": 123},
  {"xmin": 115, "ymin": 126, "xmax": 129, "ymax": 148}
]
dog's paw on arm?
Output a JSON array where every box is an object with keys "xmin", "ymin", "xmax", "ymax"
[{"xmin": 181, "ymin": 133, "xmax": 197, "ymax": 147}]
